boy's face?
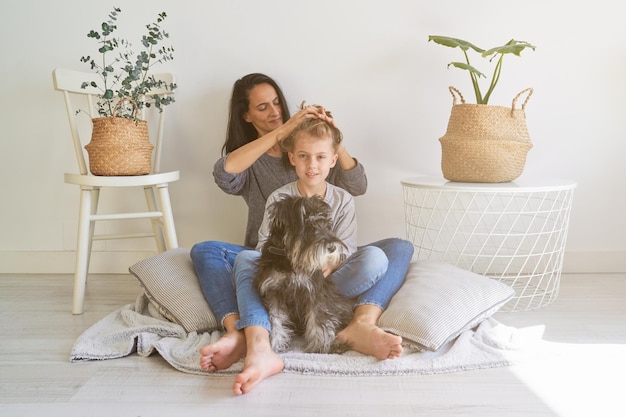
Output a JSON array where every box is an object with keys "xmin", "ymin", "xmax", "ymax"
[{"xmin": 288, "ymin": 133, "xmax": 338, "ymax": 188}]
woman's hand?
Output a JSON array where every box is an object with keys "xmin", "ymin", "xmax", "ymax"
[
  {"xmin": 300, "ymin": 101, "xmax": 335, "ymax": 122},
  {"xmin": 275, "ymin": 103, "xmax": 334, "ymax": 145}
]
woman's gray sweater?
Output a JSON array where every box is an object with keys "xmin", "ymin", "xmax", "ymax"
[{"xmin": 213, "ymin": 153, "xmax": 367, "ymax": 248}]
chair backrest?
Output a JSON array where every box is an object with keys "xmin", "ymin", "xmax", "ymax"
[{"xmin": 52, "ymin": 68, "xmax": 175, "ymax": 175}]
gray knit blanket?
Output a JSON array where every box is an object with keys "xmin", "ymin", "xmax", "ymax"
[{"xmin": 70, "ymin": 292, "xmax": 546, "ymax": 376}]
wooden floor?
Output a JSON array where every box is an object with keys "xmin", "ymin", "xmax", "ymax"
[{"xmin": 0, "ymin": 272, "xmax": 624, "ymax": 417}]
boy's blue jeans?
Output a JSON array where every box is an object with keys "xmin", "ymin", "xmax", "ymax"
[
  {"xmin": 234, "ymin": 245, "xmax": 387, "ymax": 331},
  {"xmin": 190, "ymin": 238, "xmax": 414, "ymax": 330}
]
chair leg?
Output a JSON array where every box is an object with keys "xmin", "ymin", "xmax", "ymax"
[
  {"xmin": 155, "ymin": 183, "xmax": 178, "ymax": 250},
  {"xmin": 144, "ymin": 186, "xmax": 166, "ymax": 252},
  {"xmin": 72, "ymin": 187, "xmax": 93, "ymax": 314},
  {"xmin": 87, "ymin": 188, "xmax": 100, "ymax": 274}
]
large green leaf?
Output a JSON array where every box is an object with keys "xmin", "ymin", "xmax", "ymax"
[
  {"xmin": 428, "ymin": 36, "xmax": 485, "ymax": 54},
  {"xmin": 447, "ymin": 62, "xmax": 485, "ymax": 79},
  {"xmin": 482, "ymin": 39, "xmax": 536, "ymax": 58}
]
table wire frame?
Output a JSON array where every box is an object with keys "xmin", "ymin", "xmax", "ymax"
[{"xmin": 403, "ymin": 185, "xmax": 576, "ymax": 311}]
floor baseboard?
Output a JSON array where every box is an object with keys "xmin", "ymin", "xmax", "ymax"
[
  {"xmin": 0, "ymin": 250, "xmax": 624, "ymax": 274},
  {"xmin": 0, "ymin": 251, "xmax": 159, "ymax": 274}
]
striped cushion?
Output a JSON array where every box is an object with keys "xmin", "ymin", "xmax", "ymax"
[
  {"xmin": 129, "ymin": 248, "xmax": 219, "ymax": 333},
  {"xmin": 379, "ymin": 261, "xmax": 515, "ymax": 351}
]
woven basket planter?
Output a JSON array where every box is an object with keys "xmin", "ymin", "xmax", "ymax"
[
  {"xmin": 85, "ymin": 99, "xmax": 154, "ymax": 176},
  {"xmin": 439, "ymin": 87, "xmax": 533, "ymax": 183}
]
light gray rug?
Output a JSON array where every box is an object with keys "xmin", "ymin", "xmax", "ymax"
[{"xmin": 70, "ymin": 293, "xmax": 546, "ymax": 376}]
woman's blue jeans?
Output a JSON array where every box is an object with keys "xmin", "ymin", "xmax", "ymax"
[
  {"xmin": 190, "ymin": 241, "xmax": 247, "ymax": 328},
  {"xmin": 190, "ymin": 238, "xmax": 414, "ymax": 331}
]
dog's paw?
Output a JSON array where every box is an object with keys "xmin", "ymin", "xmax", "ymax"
[
  {"xmin": 303, "ymin": 327, "xmax": 337, "ymax": 353},
  {"xmin": 269, "ymin": 329, "xmax": 292, "ymax": 353},
  {"xmin": 328, "ymin": 339, "xmax": 351, "ymax": 355},
  {"xmin": 270, "ymin": 339, "xmax": 291, "ymax": 353}
]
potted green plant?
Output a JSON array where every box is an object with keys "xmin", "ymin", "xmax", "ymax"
[
  {"xmin": 428, "ymin": 36, "xmax": 536, "ymax": 183},
  {"xmin": 80, "ymin": 7, "xmax": 176, "ymax": 175},
  {"xmin": 428, "ymin": 36, "xmax": 535, "ymax": 104},
  {"xmin": 81, "ymin": 7, "xmax": 176, "ymax": 117}
]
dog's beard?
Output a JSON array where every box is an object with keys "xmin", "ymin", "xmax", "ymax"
[{"xmin": 289, "ymin": 235, "xmax": 347, "ymax": 276}]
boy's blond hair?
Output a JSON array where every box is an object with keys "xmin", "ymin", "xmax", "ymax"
[{"xmin": 281, "ymin": 118, "xmax": 343, "ymax": 153}]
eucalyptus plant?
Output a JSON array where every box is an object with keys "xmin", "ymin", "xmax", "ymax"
[
  {"xmin": 428, "ymin": 36, "xmax": 535, "ymax": 105},
  {"xmin": 80, "ymin": 7, "xmax": 176, "ymax": 118}
]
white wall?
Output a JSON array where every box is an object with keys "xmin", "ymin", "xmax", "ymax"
[{"xmin": 1, "ymin": 0, "xmax": 624, "ymax": 273}]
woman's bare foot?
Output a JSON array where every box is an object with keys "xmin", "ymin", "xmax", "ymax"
[
  {"xmin": 233, "ymin": 326, "xmax": 284, "ymax": 395},
  {"xmin": 199, "ymin": 316, "xmax": 246, "ymax": 371},
  {"xmin": 336, "ymin": 304, "xmax": 403, "ymax": 360},
  {"xmin": 199, "ymin": 329, "xmax": 246, "ymax": 371}
]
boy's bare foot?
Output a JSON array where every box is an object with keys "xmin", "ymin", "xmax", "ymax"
[
  {"xmin": 199, "ymin": 330, "xmax": 246, "ymax": 372},
  {"xmin": 336, "ymin": 304, "xmax": 403, "ymax": 360},
  {"xmin": 336, "ymin": 320, "xmax": 403, "ymax": 360},
  {"xmin": 233, "ymin": 327, "xmax": 285, "ymax": 395}
]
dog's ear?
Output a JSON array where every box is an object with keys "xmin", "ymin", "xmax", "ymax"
[
  {"xmin": 304, "ymin": 195, "xmax": 332, "ymax": 226},
  {"xmin": 267, "ymin": 195, "xmax": 288, "ymax": 232},
  {"xmin": 268, "ymin": 194, "xmax": 304, "ymax": 233}
]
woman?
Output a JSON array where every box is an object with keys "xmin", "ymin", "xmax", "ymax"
[{"xmin": 190, "ymin": 73, "xmax": 414, "ymax": 394}]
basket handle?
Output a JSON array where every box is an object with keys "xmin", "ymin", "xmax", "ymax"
[
  {"xmin": 112, "ymin": 98, "xmax": 140, "ymax": 120},
  {"xmin": 512, "ymin": 88, "xmax": 533, "ymax": 111},
  {"xmin": 448, "ymin": 86, "xmax": 466, "ymax": 105}
]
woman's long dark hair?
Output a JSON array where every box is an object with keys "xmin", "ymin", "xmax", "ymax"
[{"xmin": 222, "ymin": 73, "xmax": 291, "ymax": 155}]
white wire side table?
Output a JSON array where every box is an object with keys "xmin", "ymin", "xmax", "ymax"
[{"xmin": 401, "ymin": 175, "xmax": 577, "ymax": 312}]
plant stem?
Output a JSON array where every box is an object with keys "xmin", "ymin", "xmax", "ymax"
[
  {"xmin": 101, "ymin": 35, "xmax": 113, "ymax": 116},
  {"xmin": 483, "ymin": 54, "xmax": 503, "ymax": 105},
  {"xmin": 464, "ymin": 49, "xmax": 482, "ymax": 103}
]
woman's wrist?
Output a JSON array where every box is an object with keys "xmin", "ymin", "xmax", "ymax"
[{"xmin": 337, "ymin": 145, "xmax": 356, "ymax": 170}]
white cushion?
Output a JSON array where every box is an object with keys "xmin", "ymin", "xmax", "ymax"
[
  {"xmin": 379, "ymin": 261, "xmax": 515, "ymax": 351},
  {"xmin": 129, "ymin": 248, "xmax": 219, "ymax": 333}
]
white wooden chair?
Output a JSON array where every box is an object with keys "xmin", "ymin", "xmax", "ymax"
[{"xmin": 52, "ymin": 68, "xmax": 180, "ymax": 314}]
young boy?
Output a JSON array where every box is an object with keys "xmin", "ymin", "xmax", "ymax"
[{"xmin": 217, "ymin": 117, "xmax": 403, "ymax": 395}]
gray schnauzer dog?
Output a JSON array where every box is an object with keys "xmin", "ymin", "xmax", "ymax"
[{"xmin": 253, "ymin": 194, "xmax": 354, "ymax": 354}]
